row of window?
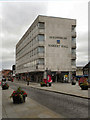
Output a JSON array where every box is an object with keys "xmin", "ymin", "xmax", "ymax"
[
  {"xmin": 24, "ymin": 58, "xmax": 44, "ymax": 67},
  {"xmin": 16, "ymin": 46, "xmax": 45, "ymax": 66},
  {"xmin": 16, "ymin": 58, "xmax": 44, "ymax": 70},
  {"xmin": 17, "ymin": 22, "xmax": 45, "ymax": 53},
  {"xmin": 30, "ymin": 46, "xmax": 45, "ymax": 57},
  {"xmin": 17, "ymin": 46, "xmax": 45, "ymax": 60},
  {"xmin": 16, "ymin": 34, "xmax": 45, "ymax": 57},
  {"xmin": 17, "ymin": 59, "xmax": 75, "ymax": 70}
]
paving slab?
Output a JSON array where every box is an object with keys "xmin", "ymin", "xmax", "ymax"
[{"xmin": 2, "ymin": 88, "xmax": 64, "ymax": 118}]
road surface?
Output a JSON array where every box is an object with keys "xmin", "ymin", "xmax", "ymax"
[{"xmin": 8, "ymin": 82, "xmax": 88, "ymax": 118}]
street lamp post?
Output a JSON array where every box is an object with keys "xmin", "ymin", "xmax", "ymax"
[
  {"xmin": 27, "ymin": 71, "xmax": 29, "ymax": 85},
  {"xmin": 56, "ymin": 72, "xmax": 57, "ymax": 83},
  {"xmin": 56, "ymin": 68, "xmax": 59, "ymax": 83}
]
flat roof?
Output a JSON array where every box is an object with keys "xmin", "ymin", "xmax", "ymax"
[
  {"xmin": 16, "ymin": 15, "xmax": 76, "ymax": 47},
  {"xmin": 38, "ymin": 15, "xmax": 76, "ymax": 21}
]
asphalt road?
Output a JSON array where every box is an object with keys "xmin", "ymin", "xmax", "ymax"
[{"xmin": 8, "ymin": 82, "xmax": 88, "ymax": 118}]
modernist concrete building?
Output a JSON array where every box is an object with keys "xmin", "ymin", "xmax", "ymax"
[{"xmin": 16, "ymin": 15, "xmax": 76, "ymax": 82}]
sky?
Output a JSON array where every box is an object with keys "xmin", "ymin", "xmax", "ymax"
[{"xmin": 0, "ymin": 0, "xmax": 89, "ymax": 70}]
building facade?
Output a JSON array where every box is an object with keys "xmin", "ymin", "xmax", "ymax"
[
  {"xmin": 16, "ymin": 15, "xmax": 76, "ymax": 82},
  {"xmin": 2, "ymin": 69, "xmax": 12, "ymax": 79},
  {"xmin": 76, "ymin": 67, "xmax": 83, "ymax": 76},
  {"xmin": 83, "ymin": 62, "xmax": 90, "ymax": 81}
]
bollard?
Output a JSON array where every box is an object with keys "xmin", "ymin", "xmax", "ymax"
[{"xmin": 27, "ymin": 81, "xmax": 29, "ymax": 85}]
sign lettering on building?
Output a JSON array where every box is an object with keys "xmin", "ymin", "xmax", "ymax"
[
  {"xmin": 49, "ymin": 36, "xmax": 67, "ymax": 39},
  {"xmin": 48, "ymin": 44, "xmax": 68, "ymax": 48},
  {"xmin": 49, "ymin": 36, "xmax": 68, "ymax": 48}
]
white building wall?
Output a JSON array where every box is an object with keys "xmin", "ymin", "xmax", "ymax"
[
  {"xmin": 38, "ymin": 16, "xmax": 76, "ymax": 72},
  {"xmin": 16, "ymin": 15, "xmax": 76, "ymax": 74}
]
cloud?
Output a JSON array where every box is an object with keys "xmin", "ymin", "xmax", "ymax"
[
  {"xmin": 1, "ymin": 1, "xmax": 88, "ymax": 70},
  {"xmin": 76, "ymin": 31, "xmax": 88, "ymax": 66},
  {"xmin": 2, "ymin": 60, "xmax": 14, "ymax": 70},
  {"xmin": 2, "ymin": 48, "xmax": 15, "ymax": 61},
  {"xmin": 1, "ymin": 1, "xmax": 48, "ymax": 70},
  {"xmin": 2, "ymin": 2, "xmax": 48, "ymax": 35},
  {"xmin": 47, "ymin": 1, "xmax": 88, "ymax": 66},
  {"xmin": 77, "ymin": 32, "xmax": 88, "ymax": 52}
]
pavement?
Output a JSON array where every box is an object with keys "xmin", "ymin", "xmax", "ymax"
[
  {"xmin": 14, "ymin": 80, "xmax": 89, "ymax": 99},
  {"xmin": 1, "ymin": 80, "xmax": 89, "ymax": 119},
  {"xmin": 2, "ymin": 87, "xmax": 64, "ymax": 118}
]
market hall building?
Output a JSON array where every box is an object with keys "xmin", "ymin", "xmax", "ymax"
[{"xmin": 16, "ymin": 15, "xmax": 76, "ymax": 83}]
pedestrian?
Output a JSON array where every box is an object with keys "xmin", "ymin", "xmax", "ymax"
[
  {"xmin": 27, "ymin": 77, "xmax": 30, "ymax": 85},
  {"xmin": 0, "ymin": 81, "xmax": 1, "ymax": 85}
]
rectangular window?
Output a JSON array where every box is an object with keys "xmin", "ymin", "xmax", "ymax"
[
  {"xmin": 38, "ymin": 22, "xmax": 45, "ymax": 29},
  {"xmin": 38, "ymin": 34, "xmax": 44, "ymax": 41},
  {"xmin": 72, "ymin": 25, "xmax": 76, "ymax": 31},
  {"xmin": 72, "ymin": 38, "xmax": 76, "ymax": 42},
  {"xmin": 72, "ymin": 48, "xmax": 76, "ymax": 54},
  {"xmin": 38, "ymin": 58, "xmax": 44, "ymax": 65},
  {"xmin": 37, "ymin": 46, "xmax": 44, "ymax": 53},
  {"xmin": 71, "ymin": 60, "xmax": 76, "ymax": 66}
]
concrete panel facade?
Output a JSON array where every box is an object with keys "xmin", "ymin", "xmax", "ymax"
[{"xmin": 16, "ymin": 15, "xmax": 76, "ymax": 82}]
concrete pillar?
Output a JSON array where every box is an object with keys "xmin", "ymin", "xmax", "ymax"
[
  {"xmin": 36, "ymin": 75, "xmax": 38, "ymax": 82},
  {"xmin": 44, "ymin": 71, "xmax": 47, "ymax": 79},
  {"xmin": 55, "ymin": 73, "xmax": 57, "ymax": 83},
  {"xmin": 69, "ymin": 71, "xmax": 72, "ymax": 83}
]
